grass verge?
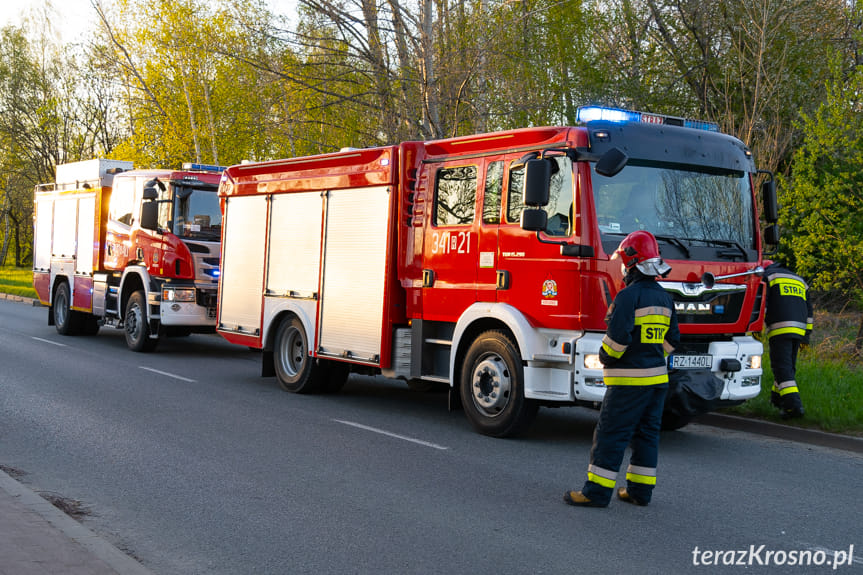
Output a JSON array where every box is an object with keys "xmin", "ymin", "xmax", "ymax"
[
  {"xmin": 726, "ymin": 310, "xmax": 863, "ymax": 436},
  {"xmin": 0, "ymin": 265, "xmax": 37, "ymax": 299}
]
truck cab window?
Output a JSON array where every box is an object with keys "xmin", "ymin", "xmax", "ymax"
[
  {"xmin": 507, "ymin": 155, "xmax": 573, "ymax": 237},
  {"xmin": 482, "ymin": 161, "xmax": 504, "ymax": 224},
  {"xmin": 172, "ymin": 185, "xmax": 222, "ymax": 241},
  {"xmin": 108, "ymin": 178, "xmax": 135, "ymax": 226},
  {"xmin": 435, "ymin": 165, "xmax": 477, "ymax": 226}
]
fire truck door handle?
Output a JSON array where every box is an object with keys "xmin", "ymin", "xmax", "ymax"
[
  {"xmin": 496, "ymin": 270, "xmax": 510, "ymax": 290},
  {"xmin": 107, "ymin": 244, "xmax": 113, "ymax": 256},
  {"xmin": 422, "ymin": 269, "xmax": 435, "ymax": 288},
  {"xmin": 136, "ymin": 247, "xmax": 144, "ymax": 261}
]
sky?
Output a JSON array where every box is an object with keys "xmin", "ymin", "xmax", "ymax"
[{"xmin": 0, "ymin": 0, "xmax": 297, "ymax": 43}]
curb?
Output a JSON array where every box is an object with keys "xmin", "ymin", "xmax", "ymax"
[
  {"xmin": 0, "ymin": 469, "xmax": 154, "ymax": 575},
  {"xmin": 0, "ymin": 293, "xmax": 43, "ymax": 306},
  {"xmin": 695, "ymin": 413, "xmax": 863, "ymax": 454}
]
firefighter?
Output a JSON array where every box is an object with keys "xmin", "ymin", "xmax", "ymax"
[
  {"xmin": 763, "ymin": 262, "xmax": 813, "ymax": 419},
  {"xmin": 564, "ymin": 230, "xmax": 680, "ymax": 508}
]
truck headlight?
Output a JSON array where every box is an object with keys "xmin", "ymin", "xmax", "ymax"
[
  {"xmin": 584, "ymin": 354, "xmax": 603, "ymax": 370},
  {"xmin": 747, "ymin": 355, "xmax": 762, "ymax": 370},
  {"xmin": 162, "ymin": 287, "xmax": 196, "ymax": 302}
]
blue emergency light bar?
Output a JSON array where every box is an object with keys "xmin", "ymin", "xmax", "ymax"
[
  {"xmin": 576, "ymin": 106, "xmax": 720, "ymax": 132},
  {"xmin": 182, "ymin": 162, "xmax": 226, "ymax": 173}
]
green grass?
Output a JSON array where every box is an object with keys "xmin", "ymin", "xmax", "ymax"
[
  {"xmin": 0, "ymin": 265, "xmax": 37, "ymax": 299},
  {"xmin": 726, "ymin": 310, "xmax": 863, "ymax": 435}
]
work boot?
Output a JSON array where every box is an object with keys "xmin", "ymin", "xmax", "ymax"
[
  {"xmin": 781, "ymin": 406, "xmax": 805, "ymax": 420},
  {"xmin": 770, "ymin": 391, "xmax": 782, "ymax": 409},
  {"xmin": 617, "ymin": 488, "xmax": 649, "ymax": 507},
  {"xmin": 563, "ymin": 490, "xmax": 607, "ymax": 508},
  {"xmin": 780, "ymin": 393, "xmax": 804, "ymax": 420}
]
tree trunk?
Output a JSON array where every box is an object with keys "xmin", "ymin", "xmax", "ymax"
[{"xmin": 856, "ymin": 315, "xmax": 863, "ymax": 354}]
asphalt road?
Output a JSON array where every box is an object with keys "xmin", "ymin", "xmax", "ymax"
[{"xmin": 1, "ymin": 299, "xmax": 861, "ymax": 574}]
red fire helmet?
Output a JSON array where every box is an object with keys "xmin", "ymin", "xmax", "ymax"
[{"xmin": 613, "ymin": 230, "xmax": 671, "ymax": 277}]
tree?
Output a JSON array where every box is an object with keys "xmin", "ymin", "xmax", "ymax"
[{"xmin": 783, "ymin": 61, "xmax": 863, "ymax": 351}]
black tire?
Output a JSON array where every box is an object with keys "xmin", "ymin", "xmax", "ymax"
[
  {"xmin": 53, "ymin": 281, "xmax": 81, "ymax": 335},
  {"xmin": 81, "ymin": 314, "xmax": 101, "ymax": 336},
  {"xmin": 319, "ymin": 360, "xmax": 351, "ymax": 394},
  {"xmin": 125, "ymin": 290, "xmax": 158, "ymax": 352},
  {"xmin": 274, "ymin": 316, "xmax": 323, "ymax": 393},
  {"xmin": 459, "ymin": 330, "xmax": 538, "ymax": 437},
  {"xmin": 661, "ymin": 410, "xmax": 692, "ymax": 431}
]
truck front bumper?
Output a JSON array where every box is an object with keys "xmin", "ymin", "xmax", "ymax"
[
  {"xmin": 158, "ymin": 286, "xmax": 217, "ymax": 327},
  {"xmin": 569, "ymin": 334, "xmax": 763, "ymax": 404}
]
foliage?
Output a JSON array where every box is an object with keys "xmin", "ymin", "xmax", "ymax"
[{"xmin": 782, "ymin": 59, "xmax": 863, "ymax": 348}]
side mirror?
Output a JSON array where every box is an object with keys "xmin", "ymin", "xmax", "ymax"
[
  {"xmin": 140, "ymin": 201, "xmax": 159, "ymax": 231},
  {"xmin": 523, "ymin": 159, "xmax": 551, "ymax": 207},
  {"xmin": 143, "ymin": 186, "xmax": 158, "ymax": 201},
  {"xmin": 521, "ymin": 208, "xmax": 548, "ymax": 232},
  {"xmin": 764, "ymin": 224, "xmax": 779, "ymax": 246},
  {"xmin": 595, "ymin": 147, "xmax": 628, "ymax": 177},
  {"xmin": 762, "ymin": 177, "xmax": 778, "ymax": 223}
]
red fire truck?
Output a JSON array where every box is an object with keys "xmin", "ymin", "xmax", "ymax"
[
  {"xmin": 33, "ymin": 159, "xmax": 224, "ymax": 351},
  {"xmin": 216, "ymin": 106, "xmax": 778, "ymax": 436}
]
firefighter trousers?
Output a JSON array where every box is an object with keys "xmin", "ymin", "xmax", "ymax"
[
  {"xmin": 581, "ymin": 384, "xmax": 668, "ymax": 505},
  {"xmin": 769, "ymin": 335, "xmax": 803, "ymax": 411}
]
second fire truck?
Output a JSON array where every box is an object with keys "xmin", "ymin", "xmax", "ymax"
[
  {"xmin": 33, "ymin": 160, "xmax": 223, "ymax": 351},
  {"xmin": 216, "ymin": 106, "xmax": 778, "ymax": 436}
]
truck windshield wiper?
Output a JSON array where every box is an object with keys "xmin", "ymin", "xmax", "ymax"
[
  {"xmin": 673, "ymin": 237, "xmax": 751, "ymax": 260},
  {"xmin": 653, "ymin": 235, "xmax": 691, "ymax": 259}
]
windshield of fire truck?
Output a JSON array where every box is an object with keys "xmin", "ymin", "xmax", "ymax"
[
  {"xmin": 160, "ymin": 184, "xmax": 222, "ymax": 241},
  {"xmin": 591, "ymin": 162, "xmax": 755, "ymax": 258}
]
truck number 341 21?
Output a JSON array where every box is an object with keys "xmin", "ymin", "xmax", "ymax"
[{"xmin": 431, "ymin": 231, "xmax": 472, "ymax": 255}]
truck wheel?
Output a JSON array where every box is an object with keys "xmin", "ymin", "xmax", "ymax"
[
  {"xmin": 319, "ymin": 360, "xmax": 351, "ymax": 394},
  {"xmin": 81, "ymin": 314, "xmax": 100, "ymax": 336},
  {"xmin": 274, "ymin": 316, "xmax": 322, "ymax": 393},
  {"xmin": 53, "ymin": 281, "xmax": 81, "ymax": 335},
  {"xmin": 459, "ymin": 330, "xmax": 538, "ymax": 437},
  {"xmin": 125, "ymin": 290, "xmax": 158, "ymax": 352},
  {"xmin": 661, "ymin": 411, "xmax": 692, "ymax": 431}
]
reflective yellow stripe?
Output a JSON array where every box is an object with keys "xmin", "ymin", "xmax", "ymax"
[
  {"xmin": 604, "ymin": 374, "xmax": 669, "ymax": 386},
  {"xmin": 602, "ymin": 342, "xmax": 625, "ymax": 359},
  {"xmin": 588, "ymin": 472, "xmax": 617, "ymax": 489},
  {"xmin": 778, "ymin": 386, "xmax": 799, "ymax": 396},
  {"xmin": 634, "ymin": 315, "xmax": 671, "ymax": 326},
  {"xmin": 626, "ymin": 472, "xmax": 657, "ymax": 485},
  {"xmin": 768, "ymin": 326, "xmax": 807, "ymax": 339},
  {"xmin": 587, "ymin": 464, "xmax": 617, "ymax": 488},
  {"xmin": 602, "ymin": 335, "xmax": 626, "ymax": 358}
]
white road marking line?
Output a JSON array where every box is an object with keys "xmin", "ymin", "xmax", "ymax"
[
  {"xmin": 138, "ymin": 366, "xmax": 196, "ymax": 383},
  {"xmin": 333, "ymin": 419, "xmax": 449, "ymax": 450},
  {"xmin": 31, "ymin": 337, "xmax": 66, "ymax": 347}
]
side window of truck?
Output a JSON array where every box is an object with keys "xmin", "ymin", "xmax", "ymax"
[
  {"xmin": 506, "ymin": 156, "xmax": 572, "ymax": 237},
  {"xmin": 507, "ymin": 163, "xmax": 526, "ymax": 223},
  {"xmin": 482, "ymin": 161, "xmax": 504, "ymax": 224},
  {"xmin": 435, "ymin": 165, "xmax": 477, "ymax": 226},
  {"xmin": 108, "ymin": 177, "xmax": 136, "ymax": 226}
]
